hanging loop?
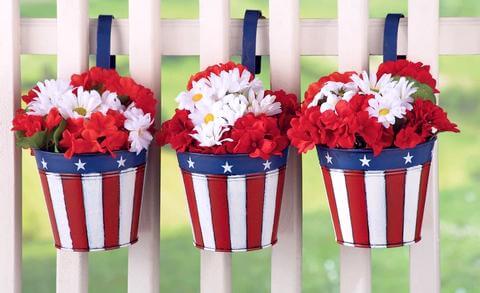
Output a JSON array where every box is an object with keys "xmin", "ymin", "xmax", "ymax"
[
  {"xmin": 242, "ymin": 10, "xmax": 263, "ymax": 74},
  {"xmin": 383, "ymin": 13, "xmax": 405, "ymax": 62},
  {"xmin": 96, "ymin": 15, "xmax": 116, "ymax": 69}
]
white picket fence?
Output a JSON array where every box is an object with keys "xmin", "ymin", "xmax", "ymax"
[{"xmin": 1, "ymin": 0, "xmax": 479, "ymax": 292}]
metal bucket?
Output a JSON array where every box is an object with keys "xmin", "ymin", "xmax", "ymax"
[
  {"xmin": 177, "ymin": 150, "xmax": 288, "ymax": 252},
  {"xmin": 316, "ymin": 139, "xmax": 435, "ymax": 248},
  {"xmin": 34, "ymin": 150, "xmax": 147, "ymax": 252}
]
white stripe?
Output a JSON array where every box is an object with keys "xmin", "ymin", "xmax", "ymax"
[
  {"xmin": 119, "ymin": 168, "xmax": 137, "ymax": 245},
  {"xmin": 192, "ymin": 173, "xmax": 215, "ymax": 249},
  {"xmin": 81, "ymin": 174, "xmax": 104, "ymax": 249},
  {"xmin": 364, "ymin": 171, "xmax": 387, "ymax": 246},
  {"xmin": 261, "ymin": 170, "xmax": 279, "ymax": 247},
  {"xmin": 227, "ymin": 175, "xmax": 247, "ymax": 250},
  {"xmin": 46, "ymin": 173, "xmax": 73, "ymax": 249},
  {"xmin": 330, "ymin": 169, "xmax": 354, "ymax": 244},
  {"xmin": 403, "ymin": 165, "xmax": 423, "ymax": 242}
]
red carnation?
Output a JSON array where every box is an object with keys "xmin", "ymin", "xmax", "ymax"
[
  {"xmin": 59, "ymin": 130, "xmax": 103, "ymax": 159},
  {"xmin": 45, "ymin": 108, "xmax": 62, "ymax": 130},
  {"xmin": 156, "ymin": 109, "xmax": 195, "ymax": 152},
  {"xmin": 228, "ymin": 113, "xmax": 288, "ymax": 160},
  {"xmin": 394, "ymin": 126, "xmax": 424, "ymax": 149},
  {"xmin": 266, "ymin": 89, "xmax": 299, "ymax": 134},
  {"xmin": 22, "ymin": 87, "xmax": 39, "ymax": 104},
  {"xmin": 377, "ymin": 60, "xmax": 439, "ymax": 93},
  {"xmin": 11, "ymin": 109, "xmax": 44, "ymax": 137}
]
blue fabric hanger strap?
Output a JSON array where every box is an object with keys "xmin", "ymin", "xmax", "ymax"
[
  {"xmin": 96, "ymin": 15, "xmax": 116, "ymax": 69},
  {"xmin": 242, "ymin": 10, "xmax": 263, "ymax": 75},
  {"xmin": 383, "ymin": 13, "xmax": 405, "ymax": 62}
]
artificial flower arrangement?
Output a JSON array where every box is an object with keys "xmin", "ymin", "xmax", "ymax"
[
  {"xmin": 12, "ymin": 67, "xmax": 156, "ymax": 252},
  {"xmin": 288, "ymin": 60, "xmax": 459, "ymax": 248},
  {"xmin": 158, "ymin": 62, "xmax": 299, "ymax": 252}
]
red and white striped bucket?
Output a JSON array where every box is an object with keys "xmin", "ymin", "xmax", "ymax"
[
  {"xmin": 316, "ymin": 139, "xmax": 435, "ymax": 248},
  {"xmin": 34, "ymin": 150, "xmax": 147, "ymax": 252},
  {"xmin": 177, "ymin": 151, "xmax": 288, "ymax": 252}
]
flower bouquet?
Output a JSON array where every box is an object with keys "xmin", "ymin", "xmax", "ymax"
[
  {"xmin": 12, "ymin": 67, "xmax": 156, "ymax": 251},
  {"xmin": 158, "ymin": 62, "xmax": 298, "ymax": 252},
  {"xmin": 288, "ymin": 60, "xmax": 459, "ymax": 248}
]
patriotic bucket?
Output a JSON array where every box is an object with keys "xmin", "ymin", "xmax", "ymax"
[
  {"xmin": 317, "ymin": 139, "xmax": 435, "ymax": 248},
  {"xmin": 177, "ymin": 150, "xmax": 288, "ymax": 252},
  {"xmin": 34, "ymin": 150, "xmax": 147, "ymax": 252}
]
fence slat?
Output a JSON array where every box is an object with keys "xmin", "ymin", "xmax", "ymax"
[
  {"xmin": 408, "ymin": 1, "xmax": 440, "ymax": 292},
  {"xmin": 56, "ymin": 0, "xmax": 89, "ymax": 291},
  {"xmin": 198, "ymin": 0, "xmax": 232, "ymax": 292},
  {"xmin": 337, "ymin": 0, "xmax": 372, "ymax": 292},
  {"xmin": 269, "ymin": 0, "xmax": 302, "ymax": 292},
  {"xmin": 0, "ymin": 1, "xmax": 21, "ymax": 293},
  {"xmin": 127, "ymin": 0, "xmax": 162, "ymax": 292}
]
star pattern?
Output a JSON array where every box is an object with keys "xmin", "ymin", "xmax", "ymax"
[
  {"xmin": 403, "ymin": 152, "xmax": 413, "ymax": 164},
  {"xmin": 222, "ymin": 161, "xmax": 233, "ymax": 173},
  {"xmin": 187, "ymin": 157, "xmax": 195, "ymax": 169},
  {"xmin": 325, "ymin": 152, "xmax": 333, "ymax": 164},
  {"xmin": 359, "ymin": 155, "xmax": 371, "ymax": 167},
  {"xmin": 41, "ymin": 158, "xmax": 48, "ymax": 170},
  {"xmin": 117, "ymin": 156, "xmax": 126, "ymax": 168},
  {"xmin": 74, "ymin": 159, "xmax": 86, "ymax": 171},
  {"xmin": 263, "ymin": 160, "xmax": 272, "ymax": 170}
]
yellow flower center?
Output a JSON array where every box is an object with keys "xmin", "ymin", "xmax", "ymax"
[
  {"xmin": 379, "ymin": 108, "xmax": 390, "ymax": 116},
  {"xmin": 204, "ymin": 113, "xmax": 214, "ymax": 123},
  {"xmin": 192, "ymin": 93, "xmax": 203, "ymax": 102},
  {"xmin": 73, "ymin": 107, "xmax": 87, "ymax": 116}
]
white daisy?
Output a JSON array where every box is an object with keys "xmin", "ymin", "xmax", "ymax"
[
  {"xmin": 246, "ymin": 90, "xmax": 282, "ymax": 116},
  {"xmin": 124, "ymin": 105, "xmax": 154, "ymax": 154},
  {"xmin": 308, "ymin": 81, "xmax": 358, "ymax": 109},
  {"xmin": 58, "ymin": 87, "xmax": 103, "ymax": 119},
  {"xmin": 367, "ymin": 94, "xmax": 406, "ymax": 128},
  {"xmin": 188, "ymin": 100, "xmax": 225, "ymax": 126},
  {"xmin": 27, "ymin": 79, "xmax": 73, "ymax": 116},
  {"xmin": 220, "ymin": 94, "xmax": 248, "ymax": 125},
  {"xmin": 190, "ymin": 119, "xmax": 232, "ymax": 147},
  {"xmin": 176, "ymin": 86, "xmax": 215, "ymax": 112},
  {"xmin": 208, "ymin": 68, "xmax": 262, "ymax": 99},
  {"xmin": 351, "ymin": 71, "xmax": 397, "ymax": 95},
  {"xmin": 394, "ymin": 77, "xmax": 416, "ymax": 111},
  {"xmin": 99, "ymin": 91, "xmax": 125, "ymax": 114}
]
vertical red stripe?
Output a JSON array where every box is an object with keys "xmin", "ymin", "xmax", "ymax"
[
  {"xmin": 130, "ymin": 166, "xmax": 145, "ymax": 242},
  {"xmin": 344, "ymin": 170, "xmax": 370, "ymax": 246},
  {"xmin": 271, "ymin": 168, "xmax": 286, "ymax": 243},
  {"xmin": 322, "ymin": 167, "xmax": 343, "ymax": 243},
  {"xmin": 62, "ymin": 174, "xmax": 89, "ymax": 250},
  {"xmin": 39, "ymin": 171, "xmax": 61, "ymax": 248},
  {"xmin": 385, "ymin": 169, "xmax": 406, "ymax": 247},
  {"xmin": 246, "ymin": 173, "xmax": 265, "ymax": 249},
  {"xmin": 207, "ymin": 175, "xmax": 231, "ymax": 251},
  {"xmin": 415, "ymin": 163, "xmax": 431, "ymax": 240},
  {"xmin": 103, "ymin": 173, "xmax": 120, "ymax": 248},
  {"xmin": 182, "ymin": 171, "xmax": 204, "ymax": 248}
]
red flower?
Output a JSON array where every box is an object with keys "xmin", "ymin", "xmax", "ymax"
[
  {"xmin": 22, "ymin": 87, "xmax": 39, "ymax": 104},
  {"xmin": 377, "ymin": 60, "xmax": 439, "ymax": 93},
  {"xmin": 156, "ymin": 109, "xmax": 195, "ymax": 152},
  {"xmin": 187, "ymin": 62, "xmax": 252, "ymax": 90},
  {"xmin": 228, "ymin": 113, "xmax": 288, "ymax": 160},
  {"xmin": 59, "ymin": 130, "xmax": 103, "ymax": 159},
  {"xmin": 45, "ymin": 108, "xmax": 62, "ymax": 130},
  {"xmin": 266, "ymin": 89, "xmax": 299, "ymax": 133},
  {"xmin": 11, "ymin": 109, "xmax": 44, "ymax": 137},
  {"xmin": 66, "ymin": 118, "xmax": 85, "ymax": 137},
  {"xmin": 394, "ymin": 126, "xmax": 424, "ymax": 149}
]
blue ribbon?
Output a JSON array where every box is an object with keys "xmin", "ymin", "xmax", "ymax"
[
  {"xmin": 383, "ymin": 13, "xmax": 405, "ymax": 62},
  {"xmin": 96, "ymin": 15, "xmax": 116, "ymax": 69},
  {"xmin": 241, "ymin": 10, "xmax": 263, "ymax": 74}
]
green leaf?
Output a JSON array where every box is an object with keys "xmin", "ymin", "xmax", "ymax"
[
  {"xmin": 15, "ymin": 130, "xmax": 48, "ymax": 149},
  {"xmin": 52, "ymin": 119, "xmax": 67, "ymax": 152},
  {"xmin": 393, "ymin": 76, "xmax": 436, "ymax": 102}
]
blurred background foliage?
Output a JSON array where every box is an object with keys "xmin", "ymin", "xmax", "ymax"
[{"xmin": 19, "ymin": 0, "xmax": 479, "ymax": 292}]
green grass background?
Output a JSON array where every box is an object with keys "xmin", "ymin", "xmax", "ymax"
[{"xmin": 18, "ymin": 0, "xmax": 480, "ymax": 292}]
